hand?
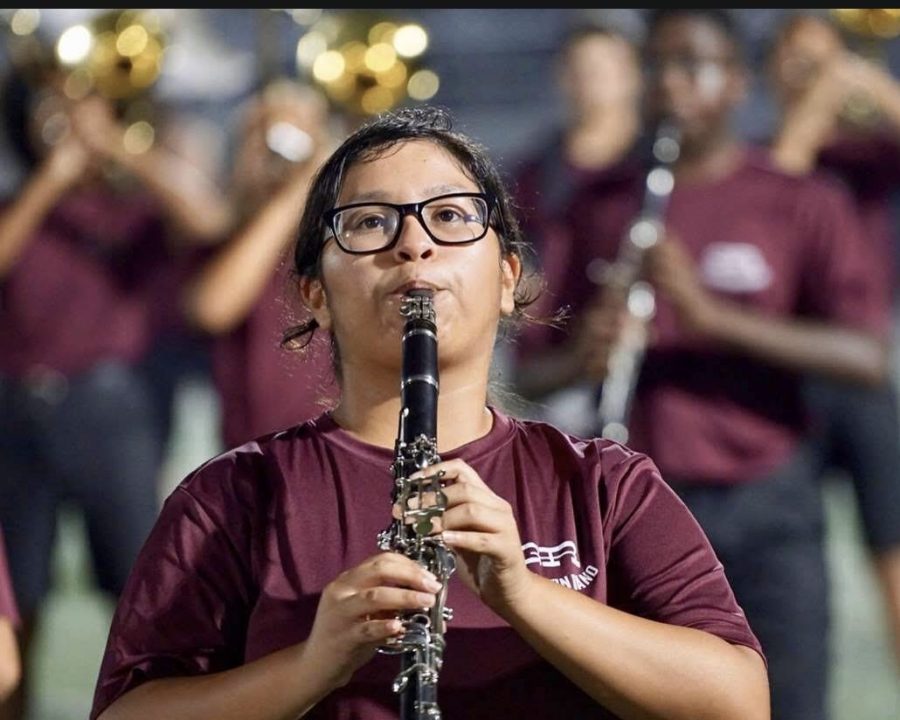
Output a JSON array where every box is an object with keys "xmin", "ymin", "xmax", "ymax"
[
  {"xmin": 571, "ymin": 283, "xmax": 630, "ymax": 381},
  {"xmin": 68, "ymin": 94, "xmax": 125, "ymax": 160},
  {"xmin": 42, "ymin": 134, "xmax": 91, "ymax": 190},
  {"xmin": 418, "ymin": 459, "xmax": 533, "ymax": 616},
  {"xmin": 304, "ymin": 551, "xmax": 443, "ymax": 688},
  {"xmin": 644, "ymin": 238, "xmax": 714, "ymax": 336}
]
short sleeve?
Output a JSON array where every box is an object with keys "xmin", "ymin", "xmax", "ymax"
[
  {"xmin": 602, "ymin": 448, "xmax": 765, "ymax": 658},
  {"xmin": 90, "ymin": 481, "xmax": 254, "ymax": 719},
  {"xmin": 795, "ymin": 176, "xmax": 892, "ymax": 340}
]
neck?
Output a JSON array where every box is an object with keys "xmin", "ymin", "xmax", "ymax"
[
  {"xmin": 674, "ymin": 132, "xmax": 743, "ymax": 183},
  {"xmin": 332, "ymin": 353, "xmax": 496, "ymax": 453},
  {"xmin": 565, "ymin": 106, "xmax": 640, "ymax": 169}
]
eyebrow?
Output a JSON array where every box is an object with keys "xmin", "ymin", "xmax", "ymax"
[{"xmin": 346, "ymin": 184, "xmax": 474, "ymax": 203}]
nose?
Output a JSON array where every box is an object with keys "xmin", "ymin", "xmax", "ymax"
[{"xmin": 391, "ymin": 212, "xmax": 435, "ymax": 262}]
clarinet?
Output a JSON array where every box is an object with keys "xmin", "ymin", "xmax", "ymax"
[
  {"xmin": 377, "ymin": 288, "xmax": 456, "ymax": 720},
  {"xmin": 593, "ymin": 120, "xmax": 681, "ymax": 443}
]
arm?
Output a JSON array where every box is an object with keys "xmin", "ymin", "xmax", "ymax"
[
  {"xmin": 99, "ymin": 551, "xmax": 442, "ymax": 720},
  {"xmin": 431, "ymin": 458, "xmax": 770, "ymax": 720},
  {"xmin": 772, "ymin": 51, "xmax": 900, "ymax": 175},
  {"xmin": 644, "ymin": 237, "xmax": 888, "ymax": 387},
  {"xmin": 181, "ymin": 160, "xmax": 320, "ymax": 335},
  {"xmin": 93, "ymin": 481, "xmax": 441, "ymax": 720},
  {"xmin": 514, "ymin": 286, "xmax": 629, "ymax": 400},
  {"xmin": 68, "ymin": 96, "xmax": 233, "ymax": 244},
  {"xmin": 0, "ymin": 618, "xmax": 20, "ymax": 702},
  {"xmin": 0, "ymin": 136, "xmax": 89, "ymax": 277}
]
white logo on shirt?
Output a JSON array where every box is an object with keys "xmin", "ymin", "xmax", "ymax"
[
  {"xmin": 522, "ymin": 540, "xmax": 599, "ymax": 592},
  {"xmin": 700, "ymin": 242, "xmax": 773, "ymax": 293},
  {"xmin": 522, "ymin": 540, "xmax": 581, "ymax": 568}
]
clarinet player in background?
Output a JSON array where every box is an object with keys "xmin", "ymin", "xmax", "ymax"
[
  {"xmin": 766, "ymin": 10, "xmax": 900, "ymax": 673},
  {"xmin": 90, "ymin": 105, "xmax": 768, "ymax": 720},
  {"xmin": 514, "ymin": 9, "xmax": 889, "ymax": 720}
]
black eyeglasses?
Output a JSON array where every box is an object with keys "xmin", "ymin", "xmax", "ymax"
[{"xmin": 323, "ymin": 192, "xmax": 495, "ymax": 255}]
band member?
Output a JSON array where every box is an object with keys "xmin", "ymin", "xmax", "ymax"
[
  {"xmin": 767, "ymin": 10, "xmax": 900, "ymax": 671},
  {"xmin": 0, "ymin": 58, "xmax": 230, "ymax": 720},
  {"xmin": 91, "ymin": 105, "xmax": 768, "ymax": 720},
  {"xmin": 515, "ymin": 10, "xmax": 889, "ymax": 720},
  {"xmin": 182, "ymin": 78, "xmax": 340, "ymax": 449}
]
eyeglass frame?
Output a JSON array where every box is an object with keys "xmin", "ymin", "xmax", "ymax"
[{"xmin": 323, "ymin": 191, "xmax": 497, "ymax": 256}]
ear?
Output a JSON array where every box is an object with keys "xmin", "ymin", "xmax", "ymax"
[
  {"xmin": 499, "ymin": 253, "xmax": 522, "ymax": 316},
  {"xmin": 298, "ymin": 275, "xmax": 331, "ymax": 331}
]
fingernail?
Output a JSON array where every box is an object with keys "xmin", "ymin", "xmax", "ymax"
[{"xmin": 423, "ymin": 576, "xmax": 442, "ymax": 592}]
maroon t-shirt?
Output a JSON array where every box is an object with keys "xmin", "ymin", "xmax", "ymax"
[
  {"xmin": 91, "ymin": 407, "xmax": 761, "ymax": 720},
  {"xmin": 211, "ymin": 260, "xmax": 338, "ymax": 448},
  {"xmin": 0, "ymin": 186, "xmax": 171, "ymax": 377},
  {"xmin": 0, "ymin": 528, "xmax": 19, "ymax": 627},
  {"xmin": 521, "ymin": 146, "xmax": 890, "ymax": 484},
  {"xmin": 816, "ymin": 130, "xmax": 900, "ymax": 300}
]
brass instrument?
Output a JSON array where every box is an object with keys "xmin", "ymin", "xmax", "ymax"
[
  {"xmin": 1, "ymin": 9, "xmax": 167, "ymax": 155},
  {"xmin": 292, "ymin": 10, "xmax": 438, "ymax": 119},
  {"xmin": 830, "ymin": 9, "xmax": 900, "ymax": 128},
  {"xmin": 595, "ymin": 121, "xmax": 680, "ymax": 444},
  {"xmin": 377, "ymin": 288, "xmax": 455, "ymax": 720}
]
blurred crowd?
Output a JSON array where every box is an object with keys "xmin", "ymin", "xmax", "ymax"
[{"xmin": 0, "ymin": 7, "xmax": 899, "ymax": 720}]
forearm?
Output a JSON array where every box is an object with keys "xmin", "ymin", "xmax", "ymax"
[
  {"xmin": 695, "ymin": 296, "xmax": 887, "ymax": 386},
  {"xmin": 514, "ymin": 342, "xmax": 594, "ymax": 400},
  {"xmin": 0, "ymin": 168, "xmax": 70, "ymax": 276},
  {"xmin": 0, "ymin": 618, "xmax": 20, "ymax": 701},
  {"xmin": 502, "ymin": 575, "xmax": 769, "ymax": 720},
  {"xmin": 183, "ymin": 177, "xmax": 312, "ymax": 334},
  {"xmin": 113, "ymin": 147, "xmax": 233, "ymax": 243},
  {"xmin": 98, "ymin": 641, "xmax": 335, "ymax": 720}
]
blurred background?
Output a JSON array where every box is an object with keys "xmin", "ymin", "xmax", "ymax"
[{"xmin": 0, "ymin": 8, "xmax": 898, "ymax": 719}]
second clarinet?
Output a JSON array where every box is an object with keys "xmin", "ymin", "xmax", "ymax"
[
  {"xmin": 594, "ymin": 121, "xmax": 681, "ymax": 443},
  {"xmin": 377, "ymin": 288, "xmax": 456, "ymax": 720}
]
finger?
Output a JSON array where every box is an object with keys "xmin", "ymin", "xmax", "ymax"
[
  {"xmin": 347, "ymin": 585, "xmax": 438, "ymax": 620},
  {"xmin": 440, "ymin": 478, "xmax": 505, "ymax": 512},
  {"xmin": 412, "ymin": 458, "xmax": 485, "ymax": 491},
  {"xmin": 359, "ymin": 616, "xmax": 404, "ymax": 643},
  {"xmin": 343, "ymin": 552, "xmax": 440, "ymax": 593},
  {"xmin": 441, "ymin": 529, "xmax": 504, "ymax": 557},
  {"xmin": 442, "ymin": 502, "xmax": 510, "ymax": 535}
]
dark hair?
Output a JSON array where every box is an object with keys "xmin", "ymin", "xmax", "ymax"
[
  {"xmin": 560, "ymin": 21, "xmax": 637, "ymax": 53},
  {"xmin": 281, "ymin": 104, "xmax": 540, "ymax": 351},
  {"xmin": 645, "ymin": 9, "xmax": 745, "ymax": 60},
  {"xmin": 0, "ymin": 70, "xmax": 40, "ymax": 171}
]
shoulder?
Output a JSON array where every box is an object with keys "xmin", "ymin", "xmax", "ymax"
[
  {"xmin": 740, "ymin": 144, "xmax": 855, "ymax": 202},
  {"xmin": 174, "ymin": 415, "xmax": 332, "ymax": 518},
  {"xmin": 498, "ymin": 411, "xmax": 661, "ymax": 488}
]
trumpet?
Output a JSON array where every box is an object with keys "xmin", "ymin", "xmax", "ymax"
[{"xmin": 594, "ymin": 121, "xmax": 680, "ymax": 444}]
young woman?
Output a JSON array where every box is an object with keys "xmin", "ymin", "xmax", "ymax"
[{"xmin": 91, "ymin": 106, "xmax": 768, "ymax": 720}]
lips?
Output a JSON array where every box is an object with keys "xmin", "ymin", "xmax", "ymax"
[{"xmin": 389, "ymin": 279, "xmax": 441, "ymax": 296}]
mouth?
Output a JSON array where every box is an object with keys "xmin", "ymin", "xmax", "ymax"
[{"xmin": 389, "ymin": 280, "xmax": 442, "ymax": 297}]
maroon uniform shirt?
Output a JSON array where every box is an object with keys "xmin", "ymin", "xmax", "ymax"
[
  {"xmin": 0, "ymin": 186, "xmax": 170, "ymax": 378},
  {"xmin": 92, "ymin": 408, "xmax": 761, "ymax": 720},
  {"xmin": 521, "ymin": 146, "xmax": 890, "ymax": 484},
  {"xmin": 211, "ymin": 260, "xmax": 337, "ymax": 449},
  {"xmin": 816, "ymin": 129, "xmax": 900, "ymax": 300}
]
